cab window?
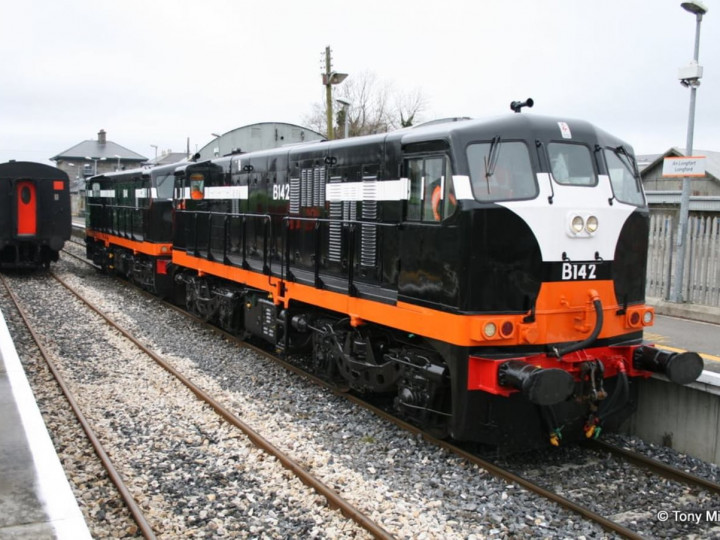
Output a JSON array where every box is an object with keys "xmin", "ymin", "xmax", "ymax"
[
  {"xmin": 548, "ymin": 143, "xmax": 595, "ymax": 186},
  {"xmin": 154, "ymin": 173, "xmax": 175, "ymax": 199},
  {"xmin": 190, "ymin": 173, "xmax": 205, "ymax": 200},
  {"xmin": 604, "ymin": 148, "xmax": 645, "ymax": 206},
  {"xmin": 406, "ymin": 156, "xmax": 455, "ymax": 222},
  {"xmin": 466, "ymin": 141, "xmax": 537, "ymax": 201}
]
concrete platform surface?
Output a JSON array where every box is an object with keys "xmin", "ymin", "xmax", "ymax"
[{"xmin": 0, "ymin": 309, "xmax": 90, "ymax": 539}]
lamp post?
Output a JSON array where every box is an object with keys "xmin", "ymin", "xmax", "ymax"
[
  {"xmin": 211, "ymin": 133, "xmax": 221, "ymax": 157},
  {"xmin": 85, "ymin": 156, "xmax": 106, "ymax": 176},
  {"xmin": 323, "ymin": 46, "xmax": 348, "ymax": 140},
  {"xmin": 671, "ymin": 0, "xmax": 708, "ymax": 303},
  {"xmin": 150, "ymin": 145, "xmax": 158, "ymax": 160}
]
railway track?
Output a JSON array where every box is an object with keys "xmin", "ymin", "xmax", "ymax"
[
  {"xmin": 584, "ymin": 439, "xmax": 720, "ymax": 497},
  {"xmin": 1, "ymin": 268, "xmax": 387, "ymax": 538},
  {"xmin": 1, "ymin": 274, "xmax": 156, "ymax": 539},
  {"xmin": 59, "ymin": 238, "xmax": 720, "ymax": 538},
  {"xmin": 274, "ymin": 358, "xmax": 720, "ymax": 539}
]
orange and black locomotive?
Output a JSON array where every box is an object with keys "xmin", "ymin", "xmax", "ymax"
[{"xmin": 86, "ymin": 111, "xmax": 702, "ymax": 450}]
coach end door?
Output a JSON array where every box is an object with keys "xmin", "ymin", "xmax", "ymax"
[{"xmin": 16, "ymin": 180, "xmax": 37, "ymax": 236}]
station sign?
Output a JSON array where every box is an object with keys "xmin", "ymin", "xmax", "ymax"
[{"xmin": 662, "ymin": 156, "xmax": 706, "ymax": 178}]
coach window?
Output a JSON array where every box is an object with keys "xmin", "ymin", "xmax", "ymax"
[
  {"xmin": 548, "ymin": 143, "xmax": 596, "ymax": 186},
  {"xmin": 467, "ymin": 141, "xmax": 537, "ymax": 201}
]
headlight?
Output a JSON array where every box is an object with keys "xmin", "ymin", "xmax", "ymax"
[
  {"xmin": 484, "ymin": 322, "xmax": 497, "ymax": 338},
  {"xmin": 643, "ymin": 310, "xmax": 654, "ymax": 325},
  {"xmin": 571, "ymin": 216, "xmax": 584, "ymax": 233},
  {"xmin": 586, "ymin": 215, "xmax": 599, "ymax": 233}
]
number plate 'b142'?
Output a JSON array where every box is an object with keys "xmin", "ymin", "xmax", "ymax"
[{"xmin": 545, "ymin": 261, "xmax": 611, "ymax": 282}]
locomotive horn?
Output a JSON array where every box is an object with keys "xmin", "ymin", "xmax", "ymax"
[
  {"xmin": 510, "ymin": 98, "xmax": 534, "ymax": 113},
  {"xmin": 633, "ymin": 346, "xmax": 703, "ymax": 385},
  {"xmin": 498, "ymin": 360, "xmax": 574, "ymax": 406}
]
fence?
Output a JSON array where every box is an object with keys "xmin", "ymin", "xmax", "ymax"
[{"xmin": 647, "ymin": 211, "xmax": 720, "ymax": 307}]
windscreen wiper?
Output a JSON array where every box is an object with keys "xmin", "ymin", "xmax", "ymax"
[
  {"xmin": 614, "ymin": 145, "xmax": 639, "ymax": 177},
  {"xmin": 484, "ymin": 136, "xmax": 501, "ymax": 193}
]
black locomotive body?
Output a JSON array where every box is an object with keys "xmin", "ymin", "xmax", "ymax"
[
  {"xmin": 87, "ymin": 114, "xmax": 702, "ymax": 450},
  {"xmin": 0, "ymin": 161, "xmax": 71, "ymax": 269},
  {"xmin": 86, "ymin": 162, "xmax": 176, "ymax": 295}
]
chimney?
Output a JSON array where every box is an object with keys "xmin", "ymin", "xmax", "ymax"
[{"xmin": 98, "ymin": 129, "xmax": 107, "ymax": 145}]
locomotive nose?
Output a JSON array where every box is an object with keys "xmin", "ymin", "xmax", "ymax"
[{"xmin": 498, "ymin": 360, "xmax": 575, "ymax": 406}]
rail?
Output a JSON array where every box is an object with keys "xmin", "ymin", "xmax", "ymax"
[
  {"xmin": 0, "ymin": 274, "xmax": 157, "ymax": 540},
  {"xmin": 64, "ymin": 229, "xmax": 716, "ymax": 538},
  {"xmin": 49, "ymin": 267, "xmax": 393, "ymax": 539},
  {"xmin": 585, "ymin": 439, "xmax": 720, "ymax": 495}
]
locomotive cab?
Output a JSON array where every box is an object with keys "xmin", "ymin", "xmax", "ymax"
[{"xmin": 85, "ymin": 163, "xmax": 176, "ymax": 295}]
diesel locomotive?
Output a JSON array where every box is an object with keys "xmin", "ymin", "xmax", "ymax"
[
  {"xmin": 86, "ymin": 111, "xmax": 702, "ymax": 450},
  {"xmin": 0, "ymin": 161, "xmax": 71, "ymax": 269}
]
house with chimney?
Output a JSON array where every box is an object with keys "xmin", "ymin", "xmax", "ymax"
[
  {"xmin": 51, "ymin": 129, "xmax": 148, "ymax": 214},
  {"xmin": 51, "ymin": 129, "xmax": 148, "ymax": 185}
]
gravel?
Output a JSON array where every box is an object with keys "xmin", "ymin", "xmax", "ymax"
[
  {"xmin": 1, "ymin": 241, "xmax": 718, "ymax": 538},
  {"xmin": 493, "ymin": 439, "xmax": 720, "ymax": 538}
]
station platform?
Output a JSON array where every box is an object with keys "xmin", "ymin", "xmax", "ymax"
[{"xmin": 0, "ymin": 308, "xmax": 90, "ymax": 539}]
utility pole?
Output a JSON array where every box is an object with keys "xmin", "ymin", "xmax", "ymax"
[
  {"xmin": 325, "ymin": 46, "xmax": 334, "ymax": 140},
  {"xmin": 322, "ymin": 46, "xmax": 348, "ymax": 141}
]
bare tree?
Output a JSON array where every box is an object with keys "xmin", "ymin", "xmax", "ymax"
[
  {"xmin": 303, "ymin": 71, "xmax": 428, "ymax": 139},
  {"xmin": 303, "ymin": 101, "xmax": 328, "ymax": 136},
  {"xmin": 394, "ymin": 87, "xmax": 427, "ymax": 129}
]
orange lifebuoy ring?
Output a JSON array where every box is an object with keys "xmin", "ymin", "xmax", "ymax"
[
  {"xmin": 432, "ymin": 185, "xmax": 442, "ymax": 221},
  {"xmin": 432, "ymin": 185, "xmax": 456, "ymax": 221}
]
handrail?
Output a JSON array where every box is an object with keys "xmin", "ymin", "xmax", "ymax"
[{"xmin": 179, "ymin": 210, "xmax": 273, "ymax": 275}]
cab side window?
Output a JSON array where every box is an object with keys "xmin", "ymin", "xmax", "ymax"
[
  {"xmin": 407, "ymin": 159, "xmax": 423, "ymax": 221},
  {"xmin": 406, "ymin": 156, "xmax": 455, "ymax": 222}
]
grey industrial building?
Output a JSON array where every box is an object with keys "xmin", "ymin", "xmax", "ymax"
[{"xmin": 197, "ymin": 122, "xmax": 324, "ymax": 161}]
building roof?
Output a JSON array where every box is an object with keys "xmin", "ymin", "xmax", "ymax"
[
  {"xmin": 51, "ymin": 130, "xmax": 147, "ymax": 162},
  {"xmin": 636, "ymin": 153, "xmax": 663, "ymax": 171},
  {"xmin": 145, "ymin": 152, "xmax": 188, "ymax": 166}
]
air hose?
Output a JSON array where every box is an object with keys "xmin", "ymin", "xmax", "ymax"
[{"xmin": 550, "ymin": 294, "xmax": 603, "ymax": 359}]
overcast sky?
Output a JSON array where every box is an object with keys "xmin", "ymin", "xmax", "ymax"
[{"xmin": 1, "ymin": 0, "xmax": 718, "ymax": 166}]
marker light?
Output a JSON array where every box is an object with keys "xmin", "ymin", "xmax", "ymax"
[
  {"xmin": 501, "ymin": 321, "xmax": 514, "ymax": 337},
  {"xmin": 571, "ymin": 216, "xmax": 584, "ymax": 233},
  {"xmin": 643, "ymin": 310, "xmax": 654, "ymax": 325},
  {"xmin": 586, "ymin": 215, "xmax": 599, "ymax": 233}
]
